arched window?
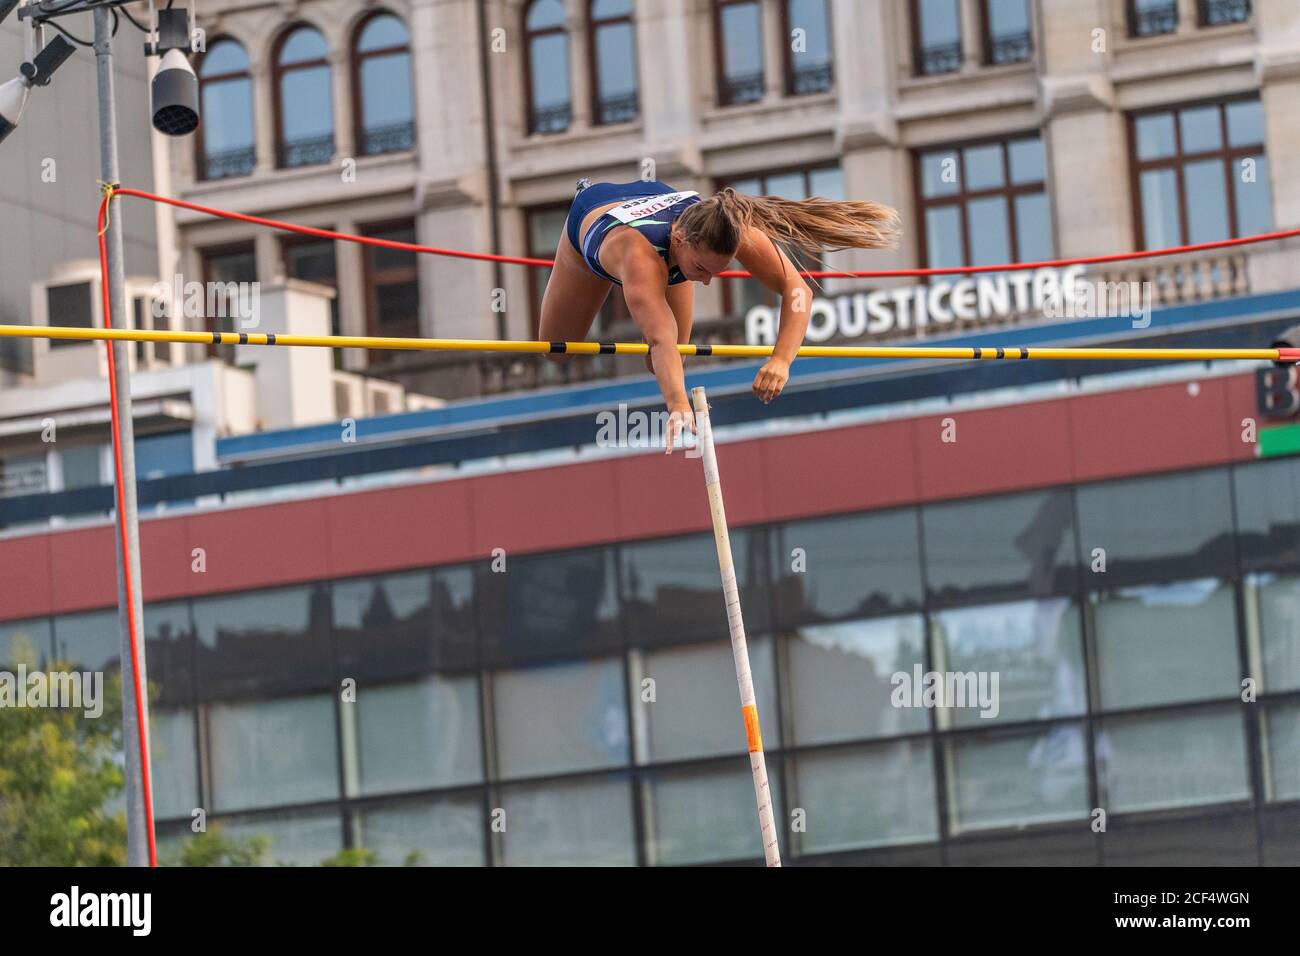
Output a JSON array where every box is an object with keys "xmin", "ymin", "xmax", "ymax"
[
  {"xmin": 353, "ymin": 12, "xmax": 415, "ymax": 156},
  {"xmin": 524, "ymin": 0, "xmax": 570, "ymax": 134},
  {"xmin": 196, "ymin": 39, "xmax": 255, "ymax": 180},
  {"xmin": 589, "ymin": 0, "xmax": 638, "ymax": 125},
  {"xmin": 274, "ymin": 25, "xmax": 335, "ymax": 168}
]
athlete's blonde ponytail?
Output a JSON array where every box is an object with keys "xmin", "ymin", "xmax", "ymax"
[{"xmin": 675, "ymin": 186, "xmax": 901, "ymax": 257}]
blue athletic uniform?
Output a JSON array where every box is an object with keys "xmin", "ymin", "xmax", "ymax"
[{"xmin": 566, "ymin": 179, "xmax": 702, "ymax": 286}]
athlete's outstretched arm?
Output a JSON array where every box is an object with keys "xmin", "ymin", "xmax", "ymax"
[
  {"xmin": 735, "ymin": 225, "xmax": 812, "ymax": 403},
  {"xmin": 621, "ymin": 251, "xmax": 696, "ymax": 453}
]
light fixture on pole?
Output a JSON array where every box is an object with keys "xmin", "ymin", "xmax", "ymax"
[
  {"xmin": 0, "ymin": 33, "xmax": 76, "ymax": 146},
  {"xmin": 147, "ymin": 7, "xmax": 198, "ymax": 135}
]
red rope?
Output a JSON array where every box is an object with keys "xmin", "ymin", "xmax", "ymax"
[
  {"xmin": 97, "ymin": 191, "xmax": 158, "ymax": 868},
  {"xmin": 116, "ymin": 185, "xmax": 1300, "ymax": 279}
]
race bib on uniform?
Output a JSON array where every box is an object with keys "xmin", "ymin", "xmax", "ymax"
[{"xmin": 607, "ymin": 191, "xmax": 699, "ymax": 224}]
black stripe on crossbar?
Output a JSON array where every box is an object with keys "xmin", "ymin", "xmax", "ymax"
[
  {"xmin": 1019, "ymin": 347, "xmax": 1029, "ymax": 359},
  {"xmin": 211, "ymin": 332, "xmax": 221, "ymax": 344},
  {"xmin": 995, "ymin": 347, "xmax": 1005, "ymax": 359},
  {"xmin": 549, "ymin": 342, "xmax": 566, "ymax": 353},
  {"xmin": 599, "ymin": 342, "xmax": 615, "ymax": 354},
  {"xmin": 266, "ymin": 333, "xmax": 276, "ymax": 345},
  {"xmin": 972, "ymin": 347, "xmax": 982, "ymax": 359},
  {"xmin": 238, "ymin": 333, "xmax": 249, "ymax": 344},
  {"xmin": 696, "ymin": 344, "xmax": 713, "ymax": 356}
]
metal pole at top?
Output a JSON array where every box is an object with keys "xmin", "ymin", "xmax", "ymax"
[{"xmin": 93, "ymin": 5, "xmax": 155, "ymax": 868}]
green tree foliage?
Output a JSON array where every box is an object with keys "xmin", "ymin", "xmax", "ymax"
[{"xmin": 0, "ymin": 640, "xmax": 127, "ymax": 866}]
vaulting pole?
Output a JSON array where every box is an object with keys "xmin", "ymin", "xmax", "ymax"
[{"xmin": 691, "ymin": 386, "xmax": 781, "ymax": 867}]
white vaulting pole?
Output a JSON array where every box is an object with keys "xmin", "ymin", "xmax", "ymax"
[{"xmin": 691, "ymin": 386, "xmax": 781, "ymax": 867}]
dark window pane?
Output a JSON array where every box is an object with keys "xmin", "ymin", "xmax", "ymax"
[
  {"xmin": 193, "ymin": 584, "xmax": 333, "ymax": 699},
  {"xmin": 1091, "ymin": 579, "xmax": 1239, "ymax": 709},
  {"xmin": 771, "ymin": 509, "xmax": 923, "ymax": 626},
  {"xmin": 1234, "ymin": 458, "xmax": 1300, "ymax": 570},
  {"xmin": 622, "ymin": 529, "xmax": 769, "ymax": 646},
  {"xmin": 1226, "ymin": 98, "xmax": 1265, "ymax": 147},
  {"xmin": 285, "ymin": 240, "xmax": 337, "ymax": 285},
  {"xmin": 1179, "ymin": 104, "xmax": 1223, "ymax": 153},
  {"xmin": 477, "ymin": 549, "xmax": 621, "ymax": 665},
  {"xmin": 963, "ymin": 143, "xmax": 1004, "ymax": 190},
  {"xmin": 1075, "ymin": 470, "xmax": 1234, "ymax": 585},
  {"xmin": 143, "ymin": 601, "xmax": 194, "ymax": 708},
  {"xmin": 1184, "ymin": 158, "xmax": 1231, "ymax": 244},
  {"xmin": 923, "ymin": 489, "xmax": 1077, "ymax": 605},
  {"xmin": 1134, "ymin": 113, "xmax": 1176, "ymax": 160},
  {"xmin": 375, "ymin": 280, "xmax": 420, "ymax": 328},
  {"xmin": 1131, "ymin": 0, "xmax": 1178, "ymax": 37},
  {"xmin": 1139, "ymin": 168, "xmax": 1180, "ymax": 248},
  {"xmin": 333, "ymin": 567, "xmax": 477, "ymax": 678}
]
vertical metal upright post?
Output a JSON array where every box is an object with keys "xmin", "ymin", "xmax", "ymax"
[
  {"xmin": 691, "ymin": 386, "xmax": 781, "ymax": 867},
  {"xmin": 94, "ymin": 5, "xmax": 154, "ymax": 867}
]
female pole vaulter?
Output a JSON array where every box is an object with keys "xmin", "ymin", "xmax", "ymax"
[{"xmin": 538, "ymin": 179, "xmax": 900, "ymax": 453}]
